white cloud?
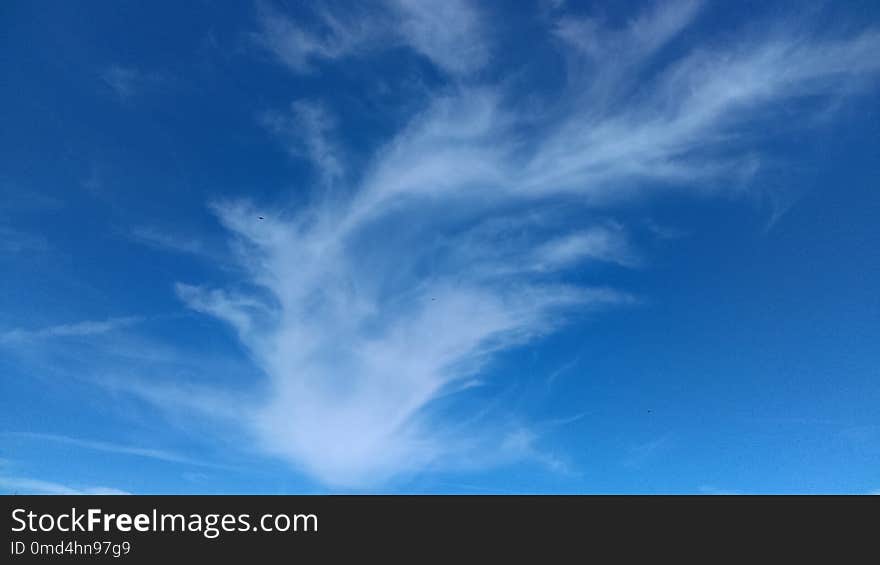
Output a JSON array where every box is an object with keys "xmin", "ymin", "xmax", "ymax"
[
  {"xmin": 386, "ymin": 0, "xmax": 489, "ymax": 75},
  {"xmin": 625, "ymin": 435, "xmax": 674, "ymax": 469},
  {"xmin": 101, "ymin": 65, "xmax": 167, "ymax": 100},
  {"xmin": 261, "ymin": 100, "xmax": 344, "ymax": 183},
  {"xmin": 699, "ymin": 485, "xmax": 744, "ymax": 495},
  {"xmin": 555, "ymin": 0, "xmax": 702, "ymax": 64},
  {"xmin": 129, "ymin": 226, "xmax": 208, "ymax": 256},
  {"xmin": 0, "ymin": 226, "xmax": 48, "ymax": 255},
  {"xmin": 149, "ymin": 3, "xmax": 880, "ymax": 487},
  {"xmin": 102, "ymin": 66, "xmax": 142, "ymax": 98},
  {"xmin": 254, "ymin": 0, "xmax": 487, "ymax": 77},
  {"xmin": 0, "ymin": 317, "xmax": 142, "ymax": 344},
  {"xmin": 254, "ymin": 1, "xmax": 383, "ymax": 73},
  {"xmin": 0, "ymin": 476, "xmax": 130, "ymax": 495},
  {"xmin": 531, "ymin": 225, "xmax": 640, "ymax": 271},
  {"xmin": 4, "ymin": 432, "xmax": 231, "ymax": 470},
  {"xmin": 176, "ymin": 199, "xmax": 627, "ymax": 484}
]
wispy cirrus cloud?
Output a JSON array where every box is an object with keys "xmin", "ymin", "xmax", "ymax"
[
  {"xmin": 253, "ymin": 1, "xmax": 385, "ymax": 73},
  {"xmin": 0, "ymin": 476, "xmax": 130, "ymax": 495},
  {"xmin": 101, "ymin": 65, "xmax": 169, "ymax": 100},
  {"xmin": 254, "ymin": 0, "xmax": 488, "ymax": 76},
  {"xmin": 111, "ymin": 1, "xmax": 880, "ymax": 488},
  {"xmin": 261, "ymin": 100, "xmax": 345, "ymax": 184},
  {"xmin": 386, "ymin": 0, "xmax": 489, "ymax": 76},
  {"xmin": 530, "ymin": 224, "xmax": 641, "ymax": 271},
  {"xmin": 699, "ymin": 485, "xmax": 745, "ymax": 495},
  {"xmin": 3, "ymin": 432, "xmax": 233, "ymax": 471},
  {"xmin": 0, "ymin": 317, "xmax": 142, "ymax": 344},
  {"xmin": 129, "ymin": 226, "xmax": 211, "ymax": 257},
  {"xmin": 624, "ymin": 434, "xmax": 675, "ymax": 469},
  {"xmin": 0, "ymin": 225, "xmax": 48, "ymax": 255}
]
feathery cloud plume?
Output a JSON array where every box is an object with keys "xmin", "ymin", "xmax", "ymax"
[{"xmin": 152, "ymin": 1, "xmax": 880, "ymax": 487}]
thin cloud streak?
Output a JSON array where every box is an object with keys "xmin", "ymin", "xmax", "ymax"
[
  {"xmin": 0, "ymin": 317, "xmax": 142, "ymax": 344},
  {"xmin": 0, "ymin": 476, "xmax": 130, "ymax": 495},
  {"xmin": 0, "ymin": 225, "xmax": 48, "ymax": 255},
  {"xmin": 3, "ymin": 432, "xmax": 237, "ymax": 471},
  {"xmin": 101, "ymin": 65, "xmax": 168, "ymax": 100},
  {"xmin": 129, "ymin": 226, "xmax": 208, "ymax": 257}
]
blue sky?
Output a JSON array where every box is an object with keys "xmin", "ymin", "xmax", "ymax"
[{"xmin": 1, "ymin": 0, "xmax": 879, "ymax": 494}]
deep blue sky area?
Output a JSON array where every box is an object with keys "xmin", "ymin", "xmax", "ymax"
[{"xmin": 1, "ymin": 1, "xmax": 878, "ymax": 494}]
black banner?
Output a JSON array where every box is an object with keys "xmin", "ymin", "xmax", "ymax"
[{"xmin": 2, "ymin": 495, "xmax": 875, "ymax": 561}]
